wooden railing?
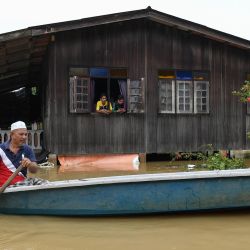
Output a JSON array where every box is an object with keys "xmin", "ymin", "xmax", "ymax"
[{"xmin": 0, "ymin": 130, "xmax": 43, "ymax": 150}]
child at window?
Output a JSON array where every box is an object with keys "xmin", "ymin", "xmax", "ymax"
[
  {"xmin": 113, "ymin": 95, "xmax": 126, "ymax": 113},
  {"xmin": 96, "ymin": 94, "xmax": 112, "ymax": 115}
]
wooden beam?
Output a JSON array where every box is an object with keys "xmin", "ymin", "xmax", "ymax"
[{"xmin": 0, "ymin": 29, "xmax": 31, "ymax": 42}]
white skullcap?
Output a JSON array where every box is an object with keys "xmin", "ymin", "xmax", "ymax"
[{"xmin": 11, "ymin": 121, "xmax": 27, "ymax": 131}]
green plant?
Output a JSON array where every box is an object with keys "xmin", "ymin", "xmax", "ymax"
[
  {"xmin": 232, "ymin": 80, "xmax": 250, "ymax": 102},
  {"xmin": 206, "ymin": 153, "xmax": 245, "ymax": 170},
  {"xmin": 233, "ymin": 80, "xmax": 250, "ymax": 140},
  {"xmin": 247, "ymin": 131, "xmax": 250, "ymax": 140}
]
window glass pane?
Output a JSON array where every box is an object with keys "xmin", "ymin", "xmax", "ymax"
[
  {"xmin": 176, "ymin": 71, "xmax": 192, "ymax": 80},
  {"xmin": 131, "ymin": 89, "xmax": 140, "ymax": 95},
  {"xmin": 179, "ymin": 90, "xmax": 184, "ymax": 96},
  {"xmin": 202, "ymin": 84, "xmax": 207, "ymax": 90},
  {"xmin": 179, "ymin": 104, "xmax": 184, "ymax": 110},
  {"xmin": 196, "ymin": 84, "xmax": 201, "ymax": 90},
  {"xmin": 179, "ymin": 83, "xmax": 184, "ymax": 89},
  {"xmin": 90, "ymin": 68, "xmax": 108, "ymax": 77},
  {"xmin": 130, "ymin": 80, "xmax": 141, "ymax": 88}
]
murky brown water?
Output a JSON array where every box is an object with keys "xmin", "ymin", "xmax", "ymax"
[
  {"xmin": 1, "ymin": 212, "xmax": 250, "ymax": 250},
  {"xmin": 1, "ymin": 161, "xmax": 250, "ymax": 250}
]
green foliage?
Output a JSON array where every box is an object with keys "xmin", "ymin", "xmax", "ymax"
[
  {"xmin": 232, "ymin": 80, "xmax": 250, "ymax": 103},
  {"xmin": 233, "ymin": 80, "xmax": 250, "ymax": 140},
  {"xmin": 247, "ymin": 131, "xmax": 250, "ymax": 140},
  {"xmin": 206, "ymin": 153, "xmax": 245, "ymax": 170}
]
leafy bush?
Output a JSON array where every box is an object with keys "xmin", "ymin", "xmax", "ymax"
[
  {"xmin": 206, "ymin": 153, "xmax": 245, "ymax": 170},
  {"xmin": 232, "ymin": 80, "xmax": 250, "ymax": 102}
]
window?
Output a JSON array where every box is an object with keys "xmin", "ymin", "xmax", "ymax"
[
  {"xmin": 177, "ymin": 80, "xmax": 193, "ymax": 113},
  {"xmin": 69, "ymin": 76, "xmax": 90, "ymax": 113},
  {"xmin": 194, "ymin": 81, "xmax": 209, "ymax": 113},
  {"xmin": 69, "ymin": 67, "xmax": 144, "ymax": 113},
  {"xmin": 158, "ymin": 70, "xmax": 209, "ymax": 114},
  {"xmin": 158, "ymin": 79, "xmax": 175, "ymax": 113},
  {"xmin": 69, "ymin": 68, "xmax": 90, "ymax": 113}
]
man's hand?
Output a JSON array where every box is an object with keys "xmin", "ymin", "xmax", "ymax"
[{"xmin": 20, "ymin": 157, "xmax": 38, "ymax": 173}]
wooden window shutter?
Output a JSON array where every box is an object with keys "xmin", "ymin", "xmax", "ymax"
[
  {"xmin": 69, "ymin": 76, "xmax": 90, "ymax": 113},
  {"xmin": 127, "ymin": 79, "xmax": 144, "ymax": 113}
]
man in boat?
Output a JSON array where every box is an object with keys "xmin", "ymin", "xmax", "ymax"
[{"xmin": 0, "ymin": 121, "xmax": 39, "ymax": 187}]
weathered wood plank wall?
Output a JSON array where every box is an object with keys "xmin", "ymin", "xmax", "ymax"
[
  {"xmin": 44, "ymin": 20, "xmax": 146, "ymax": 154},
  {"xmin": 148, "ymin": 21, "xmax": 250, "ymax": 152},
  {"xmin": 43, "ymin": 19, "xmax": 250, "ymax": 154}
]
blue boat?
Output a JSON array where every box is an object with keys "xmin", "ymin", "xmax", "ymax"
[{"xmin": 1, "ymin": 169, "xmax": 250, "ymax": 216}]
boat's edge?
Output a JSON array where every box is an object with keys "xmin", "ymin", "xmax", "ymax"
[{"xmin": 3, "ymin": 168, "xmax": 250, "ymax": 193}]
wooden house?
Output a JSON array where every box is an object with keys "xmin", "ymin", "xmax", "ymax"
[{"xmin": 0, "ymin": 7, "xmax": 250, "ymax": 156}]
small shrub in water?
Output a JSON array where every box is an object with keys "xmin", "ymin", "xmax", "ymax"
[{"xmin": 207, "ymin": 153, "xmax": 245, "ymax": 170}]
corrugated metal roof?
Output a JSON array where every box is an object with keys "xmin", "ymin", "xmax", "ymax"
[{"xmin": 0, "ymin": 7, "xmax": 249, "ymax": 93}]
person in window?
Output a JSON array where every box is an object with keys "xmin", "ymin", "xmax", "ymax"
[
  {"xmin": 96, "ymin": 94, "xmax": 112, "ymax": 115},
  {"xmin": 113, "ymin": 95, "xmax": 126, "ymax": 113}
]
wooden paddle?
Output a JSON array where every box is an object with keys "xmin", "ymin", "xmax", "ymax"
[{"xmin": 0, "ymin": 164, "xmax": 23, "ymax": 194}]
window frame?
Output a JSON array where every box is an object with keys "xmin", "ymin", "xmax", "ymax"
[
  {"xmin": 69, "ymin": 76, "xmax": 90, "ymax": 114},
  {"xmin": 176, "ymin": 80, "xmax": 193, "ymax": 114},
  {"xmin": 158, "ymin": 79, "xmax": 175, "ymax": 113},
  {"xmin": 194, "ymin": 80, "xmax": 210, "ymax": 114},
  {"xmin": 68, "ymin": 66, "xmax": 144, "ymax": 114},
  {"xmin": 158, "ymin": 69, "xmax": 210, "ymax": 114}
]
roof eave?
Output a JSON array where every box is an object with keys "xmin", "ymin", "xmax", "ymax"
[{"xmin": 0, "ymin": 7, "xmax": 249, "ymax": 50}]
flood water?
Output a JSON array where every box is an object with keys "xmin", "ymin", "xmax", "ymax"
[{"xmin": 1, "ymin": 161, "xmax": 250, "ymax": 250}]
